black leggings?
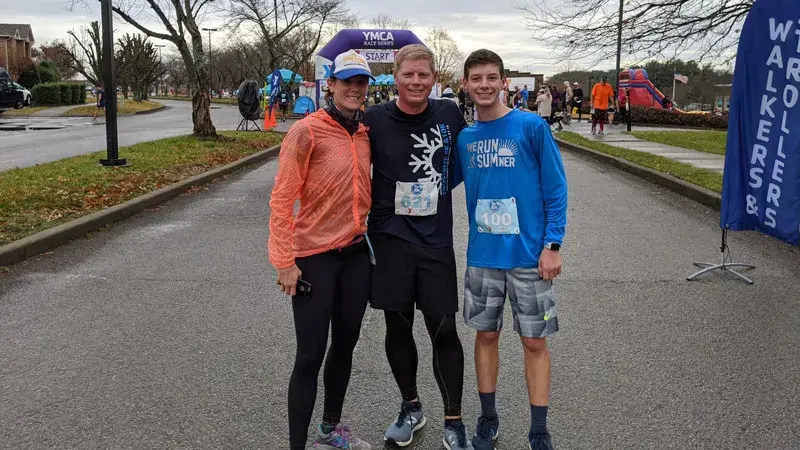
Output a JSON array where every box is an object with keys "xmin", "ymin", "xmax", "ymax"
[
  {"xmin": 288, "ymin": 242, "xmax": 370, "ymax": 449},
  {"xmin": 384, "ymin": 311, "xmax": 464, "ymax": 417}
]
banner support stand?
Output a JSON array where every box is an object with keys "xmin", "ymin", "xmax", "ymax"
[{"xmin": 687, "ymin": 227, "xmax": 755, "ymax": 284}]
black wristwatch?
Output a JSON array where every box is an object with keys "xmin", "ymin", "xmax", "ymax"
[{"xmin": 544, "ymin": 242, "xmax": 561, "ymax": 252}]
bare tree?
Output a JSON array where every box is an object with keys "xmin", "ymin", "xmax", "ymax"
[
  {"xmin": 110, "ymin": 0, "xmax": 219, "ymax": 137},
  {"xmin": 231, "ymin": 38, "xmax": 273, "ymax": 83},
  {"xmin": 519, "ymin": 0, "xmax": 752, "ymax": 65},
  {"xmin": 35, "ymin": 41, "xmax": 78, "ymax": 80},
  {"xmin": 425, "ymin": 28, "xmax": 463, "ymax": 86},
  {"xmin": 226, "ymin": 0, "xmax": 347, "ymax": 78},
  {"xmin": 64, "ymin": 21, "xmax": 104, "ymax": 86},
  {"xmin": 116, "ymin": 34, "xmax": 166, "ymax": 101},
  {"xmin": 368, "ymin": 13, "xmax": 411, "ymax": 30},
  {"xmin": 164, "ymin": 54, "xmax": 189, "ymax": 95}
]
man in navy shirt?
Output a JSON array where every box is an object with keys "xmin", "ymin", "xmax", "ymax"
[{"xmin": 365, "ymin": 44, "xmax": 472, "ymax": 450}]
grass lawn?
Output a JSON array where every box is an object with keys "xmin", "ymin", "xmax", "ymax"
[
  {"xmin": 152, "ymin": 95, "xmax": 238, "ymax": 105},
  {"xmin": 557, "ymin": 131, "xmax": 723, "ymax": 194},
  {"xmin": 628, "ymin": 130, "xmax": 727, "ymax": 155},
  {"xmin": 0, "ymin": 106, "xmax": 52, "ymax": 117},
  {"xmin": 0, "ymin": 131, "xmax": 283, "ymax": 246},
  {"xmin": 63, "ymin": 100, "xmax": 164, "ymax": 117}
]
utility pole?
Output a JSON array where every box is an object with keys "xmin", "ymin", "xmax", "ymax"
[{"xmin": 99, "ymin": 0, "xmax": 126, "ymax": 167}]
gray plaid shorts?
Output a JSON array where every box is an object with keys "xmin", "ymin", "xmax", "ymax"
[{"xmin": 463, "ymin": 266, "xmax": 559, "ymax": 338}]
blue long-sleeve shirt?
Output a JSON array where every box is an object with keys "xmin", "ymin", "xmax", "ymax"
[{"xmin": 454, "ymin": 109, "xmax": 568, "ymax": 269}]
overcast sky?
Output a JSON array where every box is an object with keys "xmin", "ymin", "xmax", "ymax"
[{"xmin": 5, "ymin": 0, "xmax": 618, "ymax": 76}]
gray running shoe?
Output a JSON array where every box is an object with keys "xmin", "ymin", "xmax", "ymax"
[
  {"xmin": 384, "ymin": 401, "xmax": 426, "ymax": 447},
  {"xmin": 443, "ymin": 421, "xmax": 474, "ymax": 450},
  {"xmin": 312, "ymin": 423, "xmax": 371, "ymax": 450}
]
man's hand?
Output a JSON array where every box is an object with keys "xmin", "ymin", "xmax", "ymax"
[
  {"xmin": 538, "ymin": 249, "xmax": 563, "ymax": 281},
  {"xmin": 277, "ymin": 264, "xmax": 302, "ymax": 296}
]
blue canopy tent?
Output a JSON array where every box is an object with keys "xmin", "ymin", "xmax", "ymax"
[
  {"xmin": 372, "ymin": 74, "xmax": 388, "ymax": 85},
  {"xmin": 278, "ymin": 69, "xmax": 303, "ymax": 83},
  {"xmin": 293, "ymin": 96, "xmax": 317, "ymax": 115},
  {"xmin": 383, "ymin": 74, "xmax": 395, "ymax": 86}
]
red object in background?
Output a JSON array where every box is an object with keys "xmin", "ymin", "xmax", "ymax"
[{"xmin": 618, "ymin": 68, "xmax": 669, "ymax": 109}]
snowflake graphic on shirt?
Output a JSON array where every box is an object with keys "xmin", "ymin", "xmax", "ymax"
[{"xmin": 409, "ymin": 127, "xmax": 444, "ymax": 187}]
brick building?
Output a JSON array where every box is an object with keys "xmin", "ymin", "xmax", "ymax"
[{"xmin": 0, "ymin": 24, "xmax": 36, "ymax": 71}]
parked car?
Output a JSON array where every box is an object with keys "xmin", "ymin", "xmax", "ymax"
[
  {"xmin": 0, "ymin": 68, "xmax": 25, "ymax": 111},
  {"xmin": 12, "ymin": 83, "xmax": 31, "ymax": 106}
]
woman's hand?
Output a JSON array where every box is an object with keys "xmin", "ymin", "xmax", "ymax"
[{"xmin": 277, "ymin": 264, "xmax": 302, "ymax": 296}]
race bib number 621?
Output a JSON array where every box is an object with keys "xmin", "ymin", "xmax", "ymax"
[{"xmin": 395, "ymin": 181, "xmax": 438, "ymax": 216}]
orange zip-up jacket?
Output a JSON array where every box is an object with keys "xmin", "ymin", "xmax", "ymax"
[{"xmin": 268, "ymin": 109, "xmax": 371, "ymax": 269}]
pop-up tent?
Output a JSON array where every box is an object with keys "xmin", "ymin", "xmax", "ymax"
[
  {"xmin": 279, "ymin": 69, "xmax": 303, "ymax": 83},
  {"xmin": 293, "ymin": 96, "xmax": 317, "ymax": 115}
]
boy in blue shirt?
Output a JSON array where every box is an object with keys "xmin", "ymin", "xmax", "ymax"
[{"xmin": 455, "ymin": 49, "xmax": 568, "ymax": 450}]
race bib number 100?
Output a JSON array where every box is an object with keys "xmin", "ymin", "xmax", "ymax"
[
  {"xmin": 476, "ymin": 198, "xmax": 520, "ymax": 234},
  {"xmin": 395, "ymin": 181, "xmax": 438, "ymax": 216}
]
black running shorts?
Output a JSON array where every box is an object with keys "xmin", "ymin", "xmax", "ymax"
[{"xmin": 369, "ymin": 232, "xmax": 459, "ymax": 315}]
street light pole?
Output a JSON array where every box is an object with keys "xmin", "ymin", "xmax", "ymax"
[
  {"xmin": 201, "ymin": 27, "xmax": 217, "ymax": 96},
  {"xmin": 99, "ymin": 0, "xmax": 126, "ymax": 167}
]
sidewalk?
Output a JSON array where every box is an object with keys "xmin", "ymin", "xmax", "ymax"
[
  {"xmin": 563, "ymin": 121, "xmax": 725, "ymax": 172},
  {"xmin": 30, "ymin": 104, "xmax": 81, "ymax": 117}
]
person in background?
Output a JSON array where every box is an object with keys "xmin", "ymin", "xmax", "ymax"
[
  {"xmin": 278, "ymin": 89, "xmax": 291, "ymax": 122},
  {"xmin": 92, "ymin": 84, "xmax": 106, "ymax": 123},
  {"xmin": 521, "ymin": 85, "xmax": 530, "ymax": 109},
  {"xmin": 591, "ymin": 75, "xmax": 614, "ymax": 135},
  {"xmin": 268, "ymin": 49, "xmax": 374, "ymax": 450},
  {"xmin": 662, "ymin": 95, "xmax": 673, "ymax": 111},
  {"xmin": 617, "ymin": 88, "xmax": 629, "ymax": 125},
  {"xmin": 443, "ymin": 84, "xmax": 455, "ymax": 98},
  {"xmin": 536, "ymin": 87, "xmax": 553, "ymax": 130},
  {"xmin": 458, "ymin": 86, "xmax": 468, "ymax": 119},
  {"xmin": 571, "ymin": 82, "xmax": 584, "ymax": 123},
  {"xmin": 549, "ymin": 85, "xmax": 560, "ymax": 127}
]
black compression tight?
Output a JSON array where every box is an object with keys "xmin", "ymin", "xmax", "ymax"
[
  {"xmin": 287, "ymin": 245, "xmax": 370, "ymax": 450},
  {"xmin": 384, "ymin": 311, "xmax": 464, "ymax": 417}
]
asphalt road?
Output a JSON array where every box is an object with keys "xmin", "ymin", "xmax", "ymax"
[
  {"xmin": 0, "ymin": 100, "xmax": 243, "ymax": 171},
  {"xmin": 1, "ymin": 150, "xmax": 798, "ymax": 449}
]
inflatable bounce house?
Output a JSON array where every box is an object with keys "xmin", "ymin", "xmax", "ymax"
[{"xmin": 618, "ymin": 68, "xmax": 668, "ymax": 109}]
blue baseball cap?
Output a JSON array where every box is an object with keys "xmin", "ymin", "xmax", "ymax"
[{"xmin": 330, "ymin": 50, "xmax": 375, "ymax": 80}]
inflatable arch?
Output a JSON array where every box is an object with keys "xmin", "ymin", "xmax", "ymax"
[{"xmin": 313, "ymin": 29, "xmax": 425, "ymax": 107}]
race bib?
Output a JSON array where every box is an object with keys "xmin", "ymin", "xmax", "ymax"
[
  {"xmin": 395, "ymin": 182, "xmax": 438, "ymax": 216},
  {"xmin": 476, "ymin": 198, "xmax": 520, "ymax": 234}
]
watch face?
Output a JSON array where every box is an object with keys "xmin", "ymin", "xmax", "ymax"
[{"xmin": 547, "ymin": 243, "xmax": 561, "ymax": 251}]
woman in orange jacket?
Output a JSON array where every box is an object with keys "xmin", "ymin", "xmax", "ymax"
[{"xmin": 268, "ymin": 50, "xmax": 374, "ymax": 450}]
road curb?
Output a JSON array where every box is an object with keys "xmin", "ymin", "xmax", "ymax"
[
  {"xmin": 132, "ymin": 103, "xmax": 167, "ymax": 115},
  {"xmin": 555, "ymin": 137, "xmax": 722, "ymax": 210},
  {"xmin": 0, "ymin": 144, "xmax": 281, "ymax": 267}
]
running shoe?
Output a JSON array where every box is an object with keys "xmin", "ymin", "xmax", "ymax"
[
  {"xmin": 528, "ymin": 432, "xmax": 554, "ymax": 450},
  {"xmin": 591, "ymin": 128, "xmax": 596, "ymax": 135},
  {"xmin": 598, "ymin": 130, "xmax": 605, "ymax": 135},
  {"xmin": 443, "ymin": 420, "xmax": 473, "ymax": 450},
  {"xmin": 312, "ymin": 423, "xmax": 371, "ymax": 449},
  {"xmin": 471, "ymin": 415, "xmax": 499, "ymax": 450},
  {"xmin": 384, "ymin": 401, "xmax": 426, "ymax": 447}
]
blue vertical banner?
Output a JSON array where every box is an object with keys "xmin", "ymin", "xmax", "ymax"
[
  {"xmin": 268, "ymin": 69, "xmax": 282, "ymax": 116},
  {"xmin": 720, "ymin": 0, "xmax": 800, "ymax": 246}
]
